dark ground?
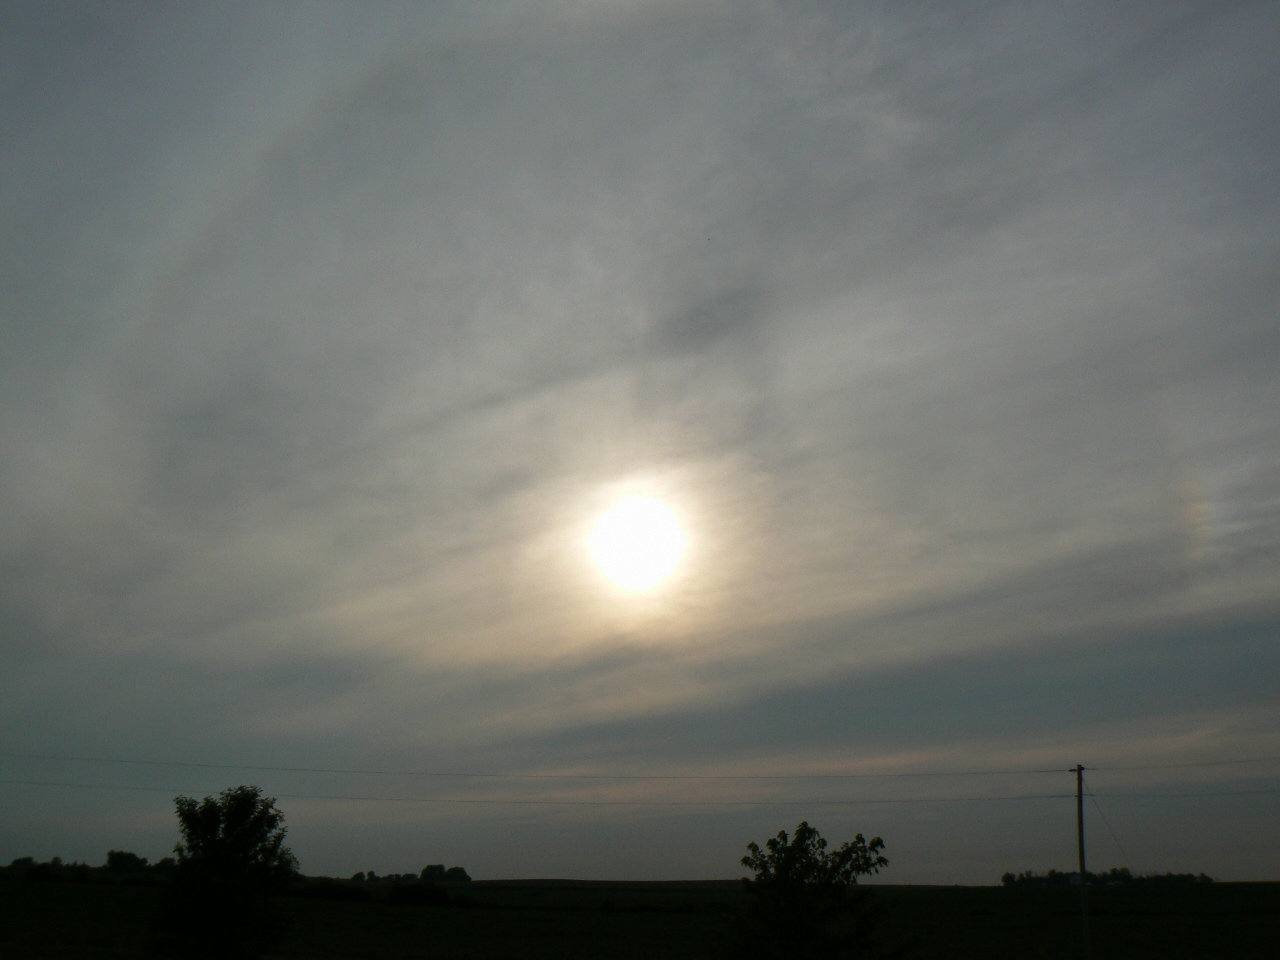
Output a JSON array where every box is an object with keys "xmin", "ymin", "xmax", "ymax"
[{"xmin": 1, "ymin": 875, "xmax": 1276, "ymax": 958}]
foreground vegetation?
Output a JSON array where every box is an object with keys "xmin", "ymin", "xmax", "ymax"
[
  {"xmin": 2, "ymin": 870, "xmax": 1276, "ymax": 959},
  {"xmin": 4, "ymin": 792, "xmax": 1275, "ymax": 958}
]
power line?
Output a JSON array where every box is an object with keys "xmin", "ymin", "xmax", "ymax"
[
  {"xmin": 4, "ymin": 750, "xmax": 1277, "ymax": 781},
  {"xmin": 0, "ymin": 778, "xmax": 1075, "ymax": 806},
  {"xmin": 1089, "ymin": 755, "xmax": 1280, "ymax": 771},
  {"xmin": 1089, "ymin": 787, "xmax": 1280, "ymax": 799},
  {"xmin": 1083, "ymin": 774, "xmax": 1131, "ymax": 867}
]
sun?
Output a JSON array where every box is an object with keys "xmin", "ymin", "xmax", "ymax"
[{"xmin": 589, "ymin": 496, "xmax": 687, "ymax": 591}]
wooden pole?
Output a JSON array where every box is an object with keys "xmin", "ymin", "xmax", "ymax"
[{"xmin": 1077, "ymin": 764, "xmax": 1091, "ymax": 958}]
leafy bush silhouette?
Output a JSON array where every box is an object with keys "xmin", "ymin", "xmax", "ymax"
[
  {"xmin": 725, "ymin": 821, "xmax": 888, "ymax": 960},
  {"xmin": 154, "ymin": 785, "xmax": 299, "ymax": 959}
]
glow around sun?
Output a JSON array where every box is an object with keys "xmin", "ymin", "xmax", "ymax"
[{"xmin": 590, "ymin": 496, "xmax": 687, "ymax": 591}]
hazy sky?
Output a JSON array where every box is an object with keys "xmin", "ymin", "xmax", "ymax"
[{"xmin": 2, "ymin": 1, "xmax": 1278, "ymax": 883}]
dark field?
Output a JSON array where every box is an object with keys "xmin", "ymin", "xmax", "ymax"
[{"xmin": 2, "ymin": 876, "xmax": 1276, "ymax": 959}]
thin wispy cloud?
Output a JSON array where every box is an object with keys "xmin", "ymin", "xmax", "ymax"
[{"xmin": 2, "ymin": 1, "xmax": 1277, "ymax": 881}]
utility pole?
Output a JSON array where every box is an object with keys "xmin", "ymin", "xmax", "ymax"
[{"xmin": 1076, "ymin": 764, "xmax": 1092, "ymax": 959}]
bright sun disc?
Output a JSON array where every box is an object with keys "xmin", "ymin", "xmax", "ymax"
[{"xmin": 590, "ymin": 497, "xmax": 686, "ymax": 591}]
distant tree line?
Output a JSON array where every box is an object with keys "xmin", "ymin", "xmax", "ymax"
[
  {"xmin": 350, "ymin": 863, "xmax": 471, "ymax": 883},
  {"xmin": 1001, "ymin": 867, "xmax": 1213, "ymax": 887},
  {"xmin": 2, "ymin": 851, "xmax": 475, "ymax": 906},
  {"xmin": 296, "ymin": 864, "xmax": 474, "ymax": 906},
  {"xmin": 3, "ymin": 852, "xmax": 471, "ymax": 893},
  {"xmin": 3, "ymin": 851, "xmax": 175, "ymax": 884}
]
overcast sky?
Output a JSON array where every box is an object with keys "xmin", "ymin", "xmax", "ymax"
[{"xmin": 2, "ymin": 0, "xmax": 1278, "ymax": 883}]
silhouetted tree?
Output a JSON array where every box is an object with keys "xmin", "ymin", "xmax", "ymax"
[
  {"xmin": 154, "ymin": 785, "xmax": 299, "ymax": 959},
  {"xmin": 726, "ymin": 821, "xmax": 888, "ymax": 960}
]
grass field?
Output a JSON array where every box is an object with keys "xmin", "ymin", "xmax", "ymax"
[{"xmin": 2, "ymin": 876, "xmax": 1276, "ymax": 958}]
